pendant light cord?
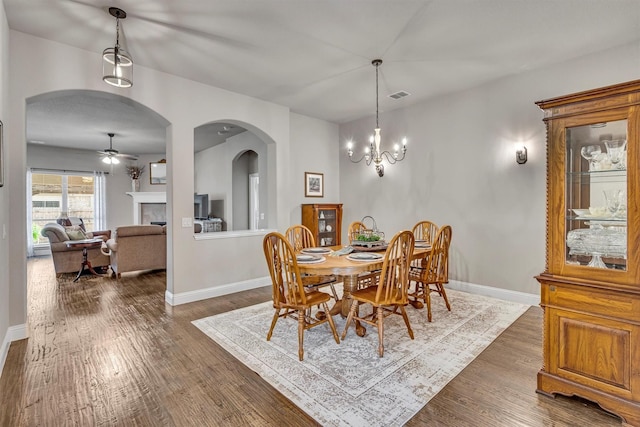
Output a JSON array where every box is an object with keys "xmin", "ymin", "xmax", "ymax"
[{"xmin": 375, "ymin": 61, "xmax": 379, "ymax": 129}]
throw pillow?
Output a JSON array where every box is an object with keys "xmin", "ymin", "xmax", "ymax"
[{"xmin": 65, "ymin": 226, "xmax": 87, "ymax": 241}]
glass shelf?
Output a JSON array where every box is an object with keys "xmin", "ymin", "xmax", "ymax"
[{"xmin": 565, "ymin": 119, "xmax": 627, "ymax": 270}]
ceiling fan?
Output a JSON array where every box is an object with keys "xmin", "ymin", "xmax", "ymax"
[{"xmin": 98, "ymin": 132, "xmax": 138, "ymax": 164}]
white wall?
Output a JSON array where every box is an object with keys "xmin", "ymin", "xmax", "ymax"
[
  {"xmin": 339, "ymin": 40, "xmax": 640, "ymax": 296},
  {"xmin": 0, "ymin": 0, "xmax": 14, "ymax": 377},
  {"xmin": 289, "ymin": 113, "xmax": 340, "ymax": 224}
]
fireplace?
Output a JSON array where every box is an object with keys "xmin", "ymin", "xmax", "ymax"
[{"xmin": 126, "ymin": 192, "xmax": 167, "ymax": 224}]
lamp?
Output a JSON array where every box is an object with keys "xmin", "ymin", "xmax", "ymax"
[
  {"xmin": 347, "ymin": 59, "xmax": 407, "ymax": 177},
  {"xmin": 102, "ymin": 7, "xmax": 133, "ymax": 88},
  {"xmin": 516, "ymin": 144, "xmax": 528, "ymax": 164}
]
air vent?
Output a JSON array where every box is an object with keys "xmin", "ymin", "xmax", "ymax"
[{"xmin": 388, "ymin": 91, "xmax": 410, "ymax": 100}]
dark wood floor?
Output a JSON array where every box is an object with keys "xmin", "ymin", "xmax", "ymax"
[{"xmin": 0, "ymin": 257, "xmax": 623, "ymax": 426}]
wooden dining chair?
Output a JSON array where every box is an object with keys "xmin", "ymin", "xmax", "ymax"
[
  {"xmin": 347, "ymin": 221, "xmax": 367, "ymax": 242},
  {"xmin": 285, "ymin": 224, "xmax": 339, "ymax": 301},
  {"xmin": 412, "ymin": 220, "xmax": 439, "ymax": 245},
  {"xmin": 341, "ymin": 230, "xmax": 415, "ymax": 357},
  {"xmin": 410, "ymin": 220, "xmax": 438, "ymax": 267},
  {"xmin": 346, "ymin": 220, "xmax": 380, "ymax": 289},
  {"xmin": 285, "ymin": 224, "xmax": 316, "ymax": 252},
  {"xmin": 408, "ymin": 225, "xmax": 452, "ymax": 322},
  {"xmin": 263, "ymin": 232, "xmax": 340, "ymax": 361}
]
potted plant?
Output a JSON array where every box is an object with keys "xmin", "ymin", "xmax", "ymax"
[{"xmin": 126, "ymin": 165, "xmax": 145, "ymax": 192}]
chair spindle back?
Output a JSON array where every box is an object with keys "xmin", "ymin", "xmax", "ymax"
[
  {"xmin": 263, "ymin": 232, "xmax": 307, "ymax": 307},
  {"xmin": 375, "ymin": 230, "xmax": 415, "ymax": 305},
  {"xmin": 285, "ymin": 225, "xmax": 316, "ymax": 252},
  {"xmin": 412, "ymin": 220, "xmax": 439, "ymax": 245}
]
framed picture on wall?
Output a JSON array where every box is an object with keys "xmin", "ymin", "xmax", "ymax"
[
  {"xmin": 150, "ymin": 160, "xmax": 167, "ymax": 185},
  {"xmin": 304, "ymin": 172, "xmax": 323, "ymax": 197}
]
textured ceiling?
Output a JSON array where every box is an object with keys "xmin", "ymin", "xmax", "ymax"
[{"xmin": 7, "ymin": 0, "xmax": 640, "ymax": 155}]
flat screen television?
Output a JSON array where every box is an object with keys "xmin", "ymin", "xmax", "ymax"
[{"xmin": 194, "ymin": 193, "xmax": 209, "ymax": 220}]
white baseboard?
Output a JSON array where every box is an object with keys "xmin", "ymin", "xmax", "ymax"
[
  {"xmin": 448, "ymin": 280, "xmax": 539, "ymax": 306},
  {"xmin": 0, "ymin": 324, "xmax": 28, "ymax": 379},
  {"xmin": 165, "ymin": 276, "xmax": 539, "ymax": 308},
  {"xmin": 166, "ymin": 276, "xmax": 271, "ymax": 306}
]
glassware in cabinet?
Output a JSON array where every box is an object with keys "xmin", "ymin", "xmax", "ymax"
[
  {"xmin": 301, "ymin": 203, "xmax": 342, "ymax": 247},
  {"xmin": 565, "ymin": 119, "xmax": 627, "ymax": 271}
]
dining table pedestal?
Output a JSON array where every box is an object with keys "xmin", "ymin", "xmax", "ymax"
[
  {"xmin": 297, "ymin": 245, "xmax": 431, "ymax": 338},
  {"xmin": 341, "ymin": 274, "xmax": 366, "ymax": 337}
]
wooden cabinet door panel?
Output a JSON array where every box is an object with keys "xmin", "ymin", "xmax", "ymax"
[{"xmin": 549, "ymin": 309, "xmax": 638, "ymax": 399}]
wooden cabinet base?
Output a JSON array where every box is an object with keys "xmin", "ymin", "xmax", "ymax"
[{"xmin": 537, "ymin": 371, "xmax": 640, "ymax": 427}]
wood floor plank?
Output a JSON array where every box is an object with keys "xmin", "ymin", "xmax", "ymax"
[{"xmin": 0, "ymin": 256, "xmax": 623, "ymax": 426}]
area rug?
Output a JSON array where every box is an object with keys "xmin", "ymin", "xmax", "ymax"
[{"xmin": 192, "ymin": 288, "xmax": 530, "ymax": 426}]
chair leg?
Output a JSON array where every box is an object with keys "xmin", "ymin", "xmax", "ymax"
[
  {"xmin": 331, "ymin": 283, "xmax": 340, "ymax": 301},
  {"xmin": 438, "ymin": 284, "xmax": 452, "ymax": 311},
  {"xmin": 298, "ymin": 309, "xmax": 305, "ymax": 361},
  {"xmin": 322, "ymin": 302, "xmax": 340, "ymax": 344},
  {"xmin": 426, "ymin": 286, "xmax": 433, "ymax": 322},
  {"xmin": 399, "ymin": 305, "xmax": 414, "ymax": 339},
  {"xmin": 377, "ymin": 306, "xmax": 384, "ymax": 357},
  {"xmin": 341, "ymin": 300, "xmax": 358, "ymax": 340},
  {"xmin": 267, "ymin": 309, "xmax": 280, "ymax": 341}
]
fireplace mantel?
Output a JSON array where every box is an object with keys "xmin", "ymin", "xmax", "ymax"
[{"xmin": 126, "ymin": 192, "xmax": 166, "ymax": 224}]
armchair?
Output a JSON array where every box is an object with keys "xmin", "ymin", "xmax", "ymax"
[
  {"xmin": 40, "ymin": 222, "xmax": 111, "ymax": 276},
  {"xmin": 105, "ymin": 225, "xmax": 167, "ymax": 278}
]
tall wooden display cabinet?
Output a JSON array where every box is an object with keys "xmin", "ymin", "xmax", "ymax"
[
  {"xmin": 301, "ymin": 203, "xmax": 342, "ymax": 247},
  {"xmin": 536, "ymin": 80, "xmax": 640, "ymax": 426}
]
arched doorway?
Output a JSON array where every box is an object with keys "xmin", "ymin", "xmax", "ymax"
[{"xmin": 26, "ymin": 89, "xmax": 170, "ymax": 280}]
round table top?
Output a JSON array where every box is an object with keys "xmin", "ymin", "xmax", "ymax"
[
  {"xmin": 65, "ymin": 238, "xmax": 104, "ymax": 249},
  {"xmin": 296, "ymin": 245, "xmax": 430, "ymax": 276}
]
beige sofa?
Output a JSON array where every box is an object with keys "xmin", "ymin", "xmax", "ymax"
[
  {"xmin": 41, "ymin": 223, "xmax": 111, "ymax": 276},
  {"xmin": 105, "ymin": 225, "xmax": 167, "ymax": 278}
]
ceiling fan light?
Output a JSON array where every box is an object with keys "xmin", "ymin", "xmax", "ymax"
[{"xmin": 102, "ymin": 156, "xmax": 120, "ymax": 165}]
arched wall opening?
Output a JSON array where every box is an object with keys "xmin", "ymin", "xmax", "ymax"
[{"xmin": 194, "ymin": 120, "xmax": 275, "ymax": 233}]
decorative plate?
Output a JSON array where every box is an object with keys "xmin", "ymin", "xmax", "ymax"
[
  {"xmin": 296, "ymin": 254, "xmax": 326, "ymax": 264},
  {"xmin": 301, "ymin": 247, "xmax": 332, "ymax": 255},
  {"xmin": 347, "ymin": 252, "xmax": 384, "ymax": 262}
]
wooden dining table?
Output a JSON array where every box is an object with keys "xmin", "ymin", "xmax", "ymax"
[{"xmin": 297, "ymin": 244, "xmax": 431, "ymax": 335}]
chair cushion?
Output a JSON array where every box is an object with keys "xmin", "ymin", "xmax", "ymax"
[{"xmin": 65, "ymin": 226, "xmax": 87, "ymax": 240}]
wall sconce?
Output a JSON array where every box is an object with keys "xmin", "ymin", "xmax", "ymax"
[{"xmin": 515, "ymin": 144, "xmax": 528, "ymax": 164}]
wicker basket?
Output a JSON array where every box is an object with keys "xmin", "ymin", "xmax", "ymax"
[{"xmin": 351, "ymin": 216, "xmax": 386, "ymax": 247}]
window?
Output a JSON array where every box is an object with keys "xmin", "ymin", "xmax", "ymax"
[{"xmin": 31, "ymin": 172, "xmax": 95, "ymax": 245}]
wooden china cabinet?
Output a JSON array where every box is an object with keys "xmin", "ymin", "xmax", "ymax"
[
  {"xmin": 536, "ymin": 80, "xmax": 640, "ymax": 426},
  {"xmin": 301, "ymin": 203, "xmax": 342, "ymax": 247}
]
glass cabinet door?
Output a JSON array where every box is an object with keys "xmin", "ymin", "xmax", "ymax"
[
  {"xmin": 565, "ymin": 119, "xmax": 627, "ymax": 270},
  {"xmin": 318, "ymin": 208, "xmax": 337, "ymax": 246}
]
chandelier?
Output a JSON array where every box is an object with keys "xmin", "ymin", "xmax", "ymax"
[
  {"xmin": 347, "ymin": 59, "xmax": 407, "ymax": 177},
  {"xmin": 102, "ymin": 7, "xmax": 133, "ymax": 88}
]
